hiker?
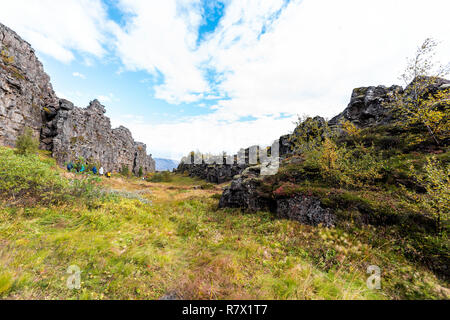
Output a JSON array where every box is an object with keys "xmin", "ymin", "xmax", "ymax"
[
  {"xmin": 106, "ymin": 171, "xmax": 112, "ymax": 179},
  {"xmin": 67, "ymin": 162, "xmax": 74, "ymax": 172},
  {"xmin": 92, "ymin": 166, "xmax": 98, "ymax": 175},
  {"xmin": 80, "ymin": 164, "xmax": 85, "ymax": 173},
  {"xmin": 99, "ymin": 166, "xmax": 104, "ymax": 176}
]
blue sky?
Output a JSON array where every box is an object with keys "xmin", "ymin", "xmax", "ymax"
[
  {"xmin": 42, "ymin": 0, "xmax": 229, "ymax": 126},
  {"xmin": 1, "ymin": 0, "xmax": 449, "ymax": 160}
]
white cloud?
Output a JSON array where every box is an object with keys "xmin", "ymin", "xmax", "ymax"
[
  {"xmin": 0, "ymin": 0, "xmax": 116, "ymax": 63},
  {"xmin": 200, "ymin": 0, "xmax": 450, "ymax": 120},
  {"xmin": 113, "ymin": 0, "xmax": 209, "ymax": 104},
  {"xmin": 3, "ymin": 0, "xmax": 450, "ymax": 159},
  {"xmin": 97, "ymin": 93, "xmax": 119, "ymax": 104},
  {"xmin": 112, "ymin": 112, "xmax": 297, "ymax": 160},
  {"xmin": 72, "ymin": 72, "xmax": 86, "ymax": 79},
  {"xmin": 112, "ymin": 0, "xmax": 450, "ymax": 159}
]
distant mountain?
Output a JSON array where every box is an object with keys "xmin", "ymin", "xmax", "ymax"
[{"xmin": 154, "ymin": 158, "xmax": 179, "ymax": 171}]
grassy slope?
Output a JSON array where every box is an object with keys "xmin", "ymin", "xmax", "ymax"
[{"xmin": 0, "ymin": 147, "xmax": 448, "ymax": 300}]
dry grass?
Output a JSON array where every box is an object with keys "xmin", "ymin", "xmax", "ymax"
[{"xmin": 0, "ymin": 152, "xmax": 448, "ymax": 300}]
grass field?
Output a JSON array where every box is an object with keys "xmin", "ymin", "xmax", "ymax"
[{"xmin": 0, "ymin": 147, "xmax": 448, "ymax": 300}]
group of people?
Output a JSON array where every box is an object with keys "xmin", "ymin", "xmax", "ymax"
[{"xmin": 67, "ymin": 162, "xmax": 112, "ymax": 178}]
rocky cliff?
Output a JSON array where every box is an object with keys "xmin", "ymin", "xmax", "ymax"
[
  {"xmin": 218, "ymin": 77, "xmax": 449, "ymax": 227},
  {"xmin": 52, "ymin": 99, "xmax": 155, "ymax": 174},
  {"xmin": 0, "ymin": 23, "xmax": 59, "ymax": 147},
  {"xmin": 0, "ymin": 23, "xmax": 155, "ymax": 174}
]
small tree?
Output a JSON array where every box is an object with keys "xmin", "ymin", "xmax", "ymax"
[
  {"xmin": 120, "ymin": 165, "xmax": 130, "ymax": 177},
  {"xmin": 341, "ymin": 120, "xmax": 361, "ymax": 138},
  {"xmin": 138, "ymin": 166, "xmax": 143, "ymax": 177},
  {"xmin": 15, "ymin": 127, "xmax": 39, "ymax": 156},
  {"xmin": 416, "ymin": 156, "xmax": 449, "ymax": 233},
  {"xmin": 388, "ymin": 38, "xmax": 450, "ymax": 146}
]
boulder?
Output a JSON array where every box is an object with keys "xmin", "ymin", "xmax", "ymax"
[
  {"xmin": 219, "ymin": 165, "xmax": 336, "ymax": 227},
  {"xmin": 276, "ymin": 196, "xmax": 336, "ymax": 227}
]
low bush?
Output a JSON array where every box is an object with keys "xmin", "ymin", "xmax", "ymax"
[
  {"xmin": 303, "ymin": 138, "xmax": 386, "ymax": 189},
  {"xmin": 148, "ymin": 171, "xmax": 173, "ymax": 182},
  {"xmin": 0, "ymin": 147, "xmax": 103, "ymax": 206},
  {"xmin": 15, "ymin": 127, "xmax": 39, "ymax": 156}
]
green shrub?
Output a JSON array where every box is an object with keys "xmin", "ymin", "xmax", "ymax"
[
  {"xmin": 0, "ymin": 147, "xmax": 69, "ymax": 204},
  {"xmin": 303, "ymin": 139, "xmax": 386, "ymax": 188},
  {"xmin": 15, "ymin": 127, "xmax": 39, "ymax": 156},
  {"xmin": 0, "ymin": 147, "xmax": 103, "ymax": 206},
  {"xmin": 416, "ymin": 156, "xmax": 450, "ymax": 233},
  {"xmin": 120, "ymin": 165, "xmax": 130, "ymax": 177},
  {"xmin": 200, "ymin": 183, "xmax": 215, "ymax": 190},
  {"xmin": 149, "ymin": 171, "xmax": 173, "ymax": 182},
  {"xmin": 138, "ymin": 166, "xmax": 143, "ymax": 177}
]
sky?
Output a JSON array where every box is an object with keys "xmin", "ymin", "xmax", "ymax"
[{"xmin": 1, "ymin": 0, "xmax": 450, "ymax": 160}]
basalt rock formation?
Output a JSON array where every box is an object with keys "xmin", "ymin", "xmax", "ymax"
[
  {"xmin": 52, "ymin": 99, "xmax": 155, "ymax": 174},
  {"xmin": 178, "ymin": 83, "xmax": 408, "ymax": 186},
  {"xmin": 0, "ymin": 23, "xmax": 155, "ymax": 174},
  {"xmin": 0, "ymin": 23, "xmax": 59, "ymax": 147},
  {"xmin": 219, "ymin": 77, "xmax": 449, "ymax": 227},
  {"xmin": 328, "ymin": 85, "xmax": 403, "ymax": 127},
  {"xmin": 176, "ymin": 138, "xmax": 294, "ymax": 184}
]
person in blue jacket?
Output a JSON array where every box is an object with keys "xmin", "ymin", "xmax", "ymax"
[
  {"xmin": 80, "ymin": 164, "xmax": 85, "ymax": 173},
  {"xmin": 67, "ymin": 162, "xmax": 74, "ymax": 172},
  {"xmin": 92, "ymin": 166, "xmax": 98, "ymax": 175}
]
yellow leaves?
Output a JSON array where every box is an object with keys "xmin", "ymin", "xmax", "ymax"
[
  {"xmin": 318, "ymin": 138, "xmax": 339, "ymax": 175},
  {"xmin": 416, "ymin": 156, "xmax": 450, "ymax": 231},
  {"xmin": 341, "ymin": 120, "xmax": 361, "ymax": 138}
]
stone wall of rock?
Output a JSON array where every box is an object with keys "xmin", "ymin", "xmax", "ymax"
[
  {"xmin": 0, "ymin": 23, "xmax": 59, "ymax": 147},
  {"xmin": 176, "ymin": 138, "xmax": 293, "ymax": 184},
  {"xmin": 219, "ymin": 77, "xmax": 450, "ymax": 226},
  {"xmin": 52, "ymin": 99, "xmax": 155, "ymax": 173},
  {"xmin": 0, "ymin": 22, "xmax": 155, "ymax": 174},
  {"xmin": 218, "ymin": 165, "xmax": 336, "ymax": 227}
]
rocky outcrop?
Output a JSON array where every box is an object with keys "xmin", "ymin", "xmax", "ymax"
[
  {"xmin": 329, "ymin": 85, "xmax": 403, "ymax": 128},
  {"xmin": 218, "ymin": 166, "xmax": 273, "ymax": 210},
  {"xmin": 276, "ymin": 196, "xmax": 335, "ymax": 228},
  {"xmin": 0, "ymin": 22, "xmax": 155, "ymax": 174},
  {"xmin": 52, "ymin": 99, "xmax": 155, "ymax": 173},
  {"xmin": 177, "ymin": 162, "xmax": 247, "ymax": 184},
  {"xmin": 177, "ymin": 138, "xmax": 291, "ymax": 184},
  {"xmin": 219, "ymin": 165, "xmax": 335, "ymax": 227},
  {"xmin": 0, "ymin": 23, "xmax": 59, "ymax": 147}
]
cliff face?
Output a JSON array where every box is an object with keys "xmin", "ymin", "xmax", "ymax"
[
  {"xmin": 52, "ymin": 99, "xmax": 155, "ymax": 174},
  {"xmin": 0, "ymin": 23, "xmax": 155, "ymax": 174},
  {"xmin": 0, "ymin": 23, "xmax": 59, "ymax": 147}
]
